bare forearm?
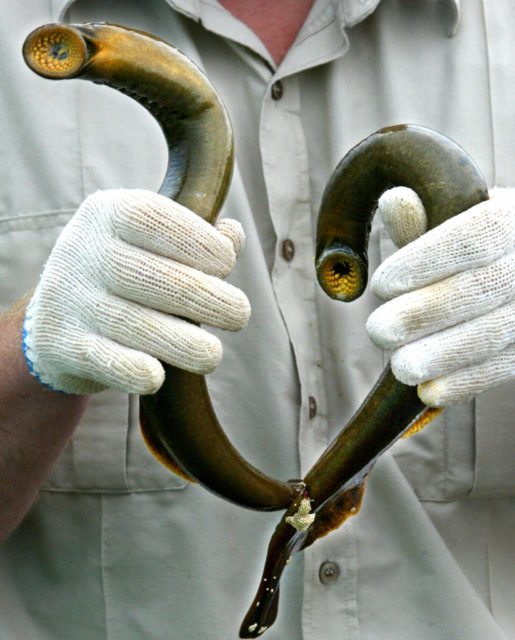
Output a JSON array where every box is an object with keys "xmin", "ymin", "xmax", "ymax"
[{"xmin": 0, "ymin": 295, "xmax": 89, "ymax": 543}]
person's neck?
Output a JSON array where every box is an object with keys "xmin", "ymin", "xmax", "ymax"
[{"xmin": 218, "ymin": 0, "xmax": 316, "ymax": 65}]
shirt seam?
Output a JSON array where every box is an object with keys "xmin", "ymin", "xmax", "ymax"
[
  {"xmin": 72, "ymin": 83, "xmax": 88, "ymax": 203},
  {"xmin": 0, "ymin": 208, "xmax": 76, "ymax": 224},
  {"xmin": 100, "ymin": 494, "xmax": 110, "ymax": 640},
  {"xmin": 39, "ymin": 485, "xmax": 188, "ymax": 494},
  {"xmin": 479, "ymin": 0, "xmax": 497, "ymax": 186},
  {"xmin": 291, "ymin": 2, "xmax": 341, "ymax": 48}
]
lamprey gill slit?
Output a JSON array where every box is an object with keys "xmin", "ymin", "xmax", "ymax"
[
  {"xmin": 239, "ymin": 125, "xmax": 489, "ymax": 637},
  {"xmin": 23, "ymin": 22, "xmax": 300, "ymax": 511}
]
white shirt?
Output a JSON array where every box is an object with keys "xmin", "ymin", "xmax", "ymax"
[{"xmin": 0, "ymin": 1, "xmax": 513, "ymax": 638}]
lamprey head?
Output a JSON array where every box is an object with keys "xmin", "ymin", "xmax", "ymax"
[
  {"xmin": 23, "ymin": 24, "xmax": 88, "ymax": 79},
  {"xmin": 315, "ymin": 245, "xmax": 367, "ymax": 302}
]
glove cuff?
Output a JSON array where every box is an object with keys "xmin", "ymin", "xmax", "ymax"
[{"xmin": 22, "ymin": 298, "xmax": 67, "ymax": 394}]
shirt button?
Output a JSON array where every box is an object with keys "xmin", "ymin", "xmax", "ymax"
[
  {"xmin": 309, "ymin": 396, "xmax": 317, "ymax": 419},
  {"xmin": 319, "ymin": 561, "xmax": 340, "ymax": 585},
  {"xmin": 281, "ymin": 238, "xmax": 295, "ymax": 261},
  {"xmin": 271, "ymin": 80, "xmax": 283, "ymax": 100}
]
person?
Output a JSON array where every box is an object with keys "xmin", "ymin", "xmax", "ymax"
[{"xmin": 0, "ymin": 1, "xmax": 514, "ymax": 638}]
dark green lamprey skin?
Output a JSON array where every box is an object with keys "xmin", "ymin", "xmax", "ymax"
[
  {"xmin": 23, "ymin": 22, "xmax": 299, "ymax": 511},
  {"xmin": 240, "ymin": 126, "xmax": 489, "ymax": 637}
]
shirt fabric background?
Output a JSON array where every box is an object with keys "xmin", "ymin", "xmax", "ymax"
[{"xmin": 0, "ymin": 0, "xmax": 514, "ymax": 638}]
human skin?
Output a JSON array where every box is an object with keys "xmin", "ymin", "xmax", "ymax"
[
  {"xmin": 0, "ymin": 297, "xmax": 89, "ymax": 543},
  {"xmin": 218, "ymin": 0, "xmax": 315, "ymax": 65}
]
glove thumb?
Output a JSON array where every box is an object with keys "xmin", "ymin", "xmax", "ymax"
[{"xmin": 377, "ymin": 186, "xmax": 427, "ymax": 248}]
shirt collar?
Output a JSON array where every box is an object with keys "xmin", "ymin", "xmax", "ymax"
[
  {"xmin": 162, "ymin": 0, "xmax": 383, "ymax": 30},
  {"xmin": 159, "ymin": 0, "xmax": 461, "ymax": 33},
  {"xmin": 339, "ymin": 0, "xmax": 381, "ymax": 27},
  {"xmin": 57, "ymin": 0, "xmax": 460, "ymax": 32}
]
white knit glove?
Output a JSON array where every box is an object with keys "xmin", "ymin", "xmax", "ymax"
[
  {"xmin": 366, "ymin": 187, "xmax": 515, "ymax": 407},
  {"xmin": 23, "ymin": 189, "xmax": 249, "ymax": 395}
]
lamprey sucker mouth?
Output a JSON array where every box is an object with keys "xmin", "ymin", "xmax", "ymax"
[
  {"xmin": 23, "ymin": 22, "xmax": 300, "ymax": 512},
  {"xmin": 23, "ymin": 24, "xmax": 88, "ymax": 79},
  {"xmin": 240, "ymin": 125, "xmax": 489, "ymax": 637},
  {"xmin": 315, "ymin": 245, "xmax": 365, "ymax": 301}
]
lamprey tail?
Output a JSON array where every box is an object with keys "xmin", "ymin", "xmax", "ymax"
[{"xmin": 241, "ymin": 125, "xmax": 489, "ymax": 635}]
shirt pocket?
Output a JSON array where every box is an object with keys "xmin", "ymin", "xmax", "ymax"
[
  {"xmin": 472, "ymin": 384, "xmax": 515, "ymax": 497},
  {"xmin": 0, "ymin": 212, "xmax": 187, "ymax": 494},
  {"xmin": 380, "ymin": 226, "xmax": 515, "ymax": 499}
]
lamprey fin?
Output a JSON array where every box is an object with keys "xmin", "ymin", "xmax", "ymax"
[
  {"xmin": 240, "ymin": 480, "xmax": 366, "ymax": 638},
  {"xmin": 300, "ymin": 479, "xmax": 366, "ymax": 550},
  {"xmin": 23, "ymin": 22, "xmax": 297, "ymax": 511},
  {"xmin": 239, "ymin": 492, "xmax": 306, "ymax": 638},
  {"xmin": 401, "ymin": 406, "xmax": 443, "ymax": 439}
]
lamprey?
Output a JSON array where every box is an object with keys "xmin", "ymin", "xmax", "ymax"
[
  {"xmin": 240, "ymin": 125, "xmax": 489, "ymax": 637},
  {"xmin": 23, "ymin": 22, "xmax": 300, "ymax": 510}
]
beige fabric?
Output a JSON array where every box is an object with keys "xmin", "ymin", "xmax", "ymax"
[{"xmin": 0, "ymin": 1, "xmax": 514, "ymax": 639}]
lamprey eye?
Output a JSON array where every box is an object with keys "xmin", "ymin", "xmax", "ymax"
[
  {"xmin": 317, "ymin": 251, "xmax": 365, "ymax": 302},
  {"xmin": 23, "ymin": 24, "xmax": 86, "ymax": 79}
]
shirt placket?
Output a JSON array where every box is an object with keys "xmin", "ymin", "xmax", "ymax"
[
  {"xmin": 259, "ymin": 74, "xmax": 330, "ymax": 475},
  {"xmin": 260, "ymin": 69, "xmax": 360, "ymax": 640}
]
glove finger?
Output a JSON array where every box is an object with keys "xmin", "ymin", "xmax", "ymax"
[
  {"xmin": 215, "ymin": 218, "xmax": 245, "ymax": 257},
  {"xmin": 102, "ymin": 240, "xmax": 251, "ymax": 330},
  {"xmin": 391, "ymin": 299, "xmax": 515, "ymax": 385},
  {"xmin": 377, "ymin": 186, "xmax": 427, "ymax": 248},
  {"xmin": 372, "ymin": 189, "xmax": 515, "ymax": 300},
  {"xmin": 56, "ymin": 332, "xmax": 166, "ymax": 395},
  {"xmin": 93, "ymin": 292, "xmax": 222, "ymax": 374},
  {"xmin": 367, "ymin": 251, "xmax": 515, "ymax": 350},
  {"xmin": 418, "ymin": 342, "xmax": 515, "ymax": 407},
  {"xmin": 110, "ymin": 189, "xmax": 242, "ymax": 278}
]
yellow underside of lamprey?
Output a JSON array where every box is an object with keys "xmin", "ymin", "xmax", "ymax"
[{"xmin": 401, "ymin": 406, "xmax": 443, "ymax": 439}]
